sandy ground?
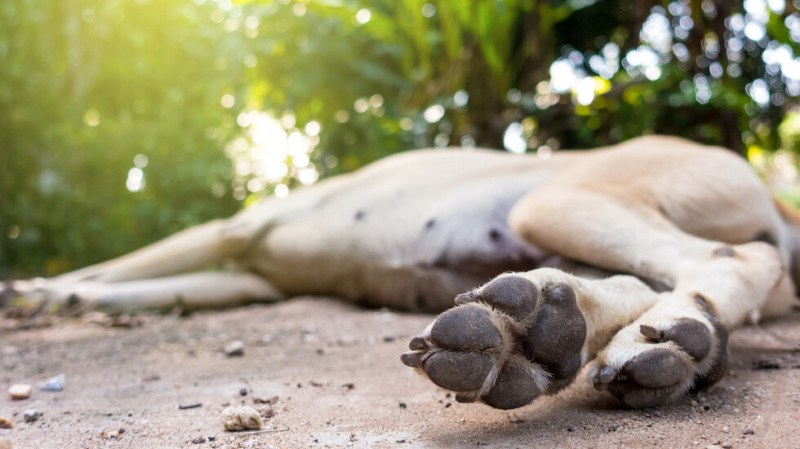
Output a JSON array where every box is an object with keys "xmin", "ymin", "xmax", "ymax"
[{"xmin": 1, "ymin": 297, "xmax": 799, "ymax": 449}]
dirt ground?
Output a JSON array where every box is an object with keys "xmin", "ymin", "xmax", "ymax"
[{"xmin": 1, "ymin": 297, "xmax": 799, "ymax": 449}]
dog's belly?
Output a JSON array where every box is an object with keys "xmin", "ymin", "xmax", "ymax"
[{"xmin": 240, "ymin": 149, "xmax": 567, "ymax": 311}]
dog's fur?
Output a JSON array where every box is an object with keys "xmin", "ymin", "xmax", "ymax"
[{"xmin": 11, "ymin": 135, "xmax": 800, "ymax": 409}]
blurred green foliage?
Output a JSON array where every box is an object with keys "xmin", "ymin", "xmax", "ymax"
[{"xmin": 1, "ymin": 0, "xmax": 799, "ymax": 276}]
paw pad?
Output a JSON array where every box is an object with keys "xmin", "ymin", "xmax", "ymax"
[
  {"xmin": 481, "ymin": 360, "xmax": 541, "ymax": 410},
  {"xmin": 523, "ymin": 283, "xmax": 586, "ymax": 380},
  {"xmin": 424, "ymin": 351, "xmax": 495, "ymax": 392},
  {"xmin": 596, "ymin": 348, "xmax": 689, "ymax": 408},
  {"xmin": 456, "ymin": 276, "xmax": 538, "ymax": 322},
  {"xmin": 403, "ymin": 276, "xmax": 589, "ymax": 410},
  {"xmin": 429, "ymin": 306, "xmax": 503, "ymax": 351},
  {"xmin": 640, "ymin": 318, "xmax": 711, "ymax": 361}
]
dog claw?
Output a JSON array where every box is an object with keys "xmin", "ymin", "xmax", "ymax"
[
  {"xmin": 639, "ymin": 324, "xmax": 661, "ymax": 340},
  {"xmin": 453, "ymin": 291, "xmax": 477, "ymax": 305},
  {"xmin": 593, "ymin": 365, "xmax": 618, "ymax": 390},
  {"xmin": 408, "ymin": 336, "xmax": 428, "ymax": 351},
  {"xmin": 400, "ymin": 351, "xmax": 423, "ymax": 368}
]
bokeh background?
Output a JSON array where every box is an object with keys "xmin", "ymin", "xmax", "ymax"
[{"xmin": 2, "ymin": 0, "xmax": 800, "ymax": 277}]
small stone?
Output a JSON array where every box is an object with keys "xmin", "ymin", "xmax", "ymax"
[
  {"xmin": 0, "ymin": 437, "xmax": 12, "ymax": 449},
  {"xmin": 722, "ymin": 426, "xmax": 729, "ymax": 433},
  {"xmin": 41, "ymin": 374, "xmax": 65, "ymax": 392},
  {"xmin": 721, "ymin": 443, "xmax": 733, "ymax": 449},
  {"xmin": 0, "ymin": 417, "xmax": 13, "ymax": 429},
  {"xmin": 23, "ymin": 409, "xmax": 42, "ymax": 423},
  {"xmin": 9, "ymin": 384, "xmax": 32, "ymax": 400},
  {"xmin": 743, "ymin": 429, "xmax": 755, "ymax": 435},
  {"xmin": 398, "ymin": 402, "xmax": 407, "ymax": 409},
  {"xmin": 101, "ymin": 428, "xmax": 124, "ymax": 440},
  {"xmin": 191, "ymin": 436, "xmax": 207, "ymax": 444},
  {"xmin": 224, "ymin": 340, "xmax": 245, "ymax": 357},
  {"xmin": 239, "ymin": 388, "xmax": 248, "ymax": 396},
  {"xmin": 221, "ymin": 406, "xmax": 262, "ymax": 431}
]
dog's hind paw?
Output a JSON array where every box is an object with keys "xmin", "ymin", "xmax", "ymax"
[
  {"xmin": 590, "ymin": 295, "xmax": 728, "ymax": 408},
  {"xmin": 401, "ymin": 274, "xmax": 587, "ymax": 409}
]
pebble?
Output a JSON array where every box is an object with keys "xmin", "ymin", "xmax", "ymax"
[
  {"xmin": 221, "ymin": 406, "xmax": 262, "ymax": 431},
  {"xmin": 0, "ymin": 437, "xmax": 12, "ymax": 449},
  {"xmin": 101, "ymin": 428, "xmax": 125, "ymax": 440},
  {"xmin": 41, "ymin": 374, "xmax": 65, "ymax": 392},
  {"xmin": 239, "ymin": 388, "xmax": 248, "ymax": 396},
  {"xmin": 23, "ymin": 409, "xmax": 42, "ymax": 423},
  {"xmin": 8, "ymin": 384, "xmax": 32, "ymax": 400},
  {"xmin": 191, "ymin": 436, "xmax": 207, "ymax": 444},
  {"xmin": 224, "ymin": 340, "xmax": 245, "ymax": 357},
  {"xmin": 0, "ymin": 417, "xmax": 13, "ymax": 429}
]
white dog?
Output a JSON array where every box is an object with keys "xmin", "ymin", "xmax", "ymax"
[{"xmin": 11, "ymin": 135, "xmax": 798, "ymax": 409}]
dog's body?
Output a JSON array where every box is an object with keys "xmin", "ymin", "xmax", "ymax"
[{"xmin": 12, "ymin": 135, "xmax": 800, "ymax": 409}]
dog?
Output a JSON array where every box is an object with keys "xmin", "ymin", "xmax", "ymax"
[{"xmin": 10, "ymin": 135, "xmax": 799, "ymax": 410}]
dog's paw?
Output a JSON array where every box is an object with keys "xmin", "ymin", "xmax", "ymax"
[
  {"xmin": 590, "ymin": 296, "xmax": 728, "ymax": 408},
  {"xmin": 401, "ymin": 275, "xmax": 587, "ymax": 409}
]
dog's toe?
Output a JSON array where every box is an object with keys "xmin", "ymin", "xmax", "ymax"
[
  {"xmin": 481, "ymin": 359, "xmax": 541, "ymax": 409},
  {"xmin": 423, "ymin": 351, "xmax": 496, "ymax": 392},
  {"xmin": 429, "ymin": 305, "xmax": 504, "ymax": 351}
]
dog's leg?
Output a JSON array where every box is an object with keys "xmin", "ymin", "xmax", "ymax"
[
  {"xmin": 53, "ymin": 219, "xmax": 252, "ymax": 283},
  {"xmin": 18, "ymin": 271, "xmax": 283, "ymax": 313},
  {"xmin": 509, "ymin": 187, "xmax": 787, "ymax": 408},
  {"xmin": 401, "ymin": 268, "xmax": 661, "ymax": 409},
  {"xmin": 403, "ymin": 186, "xmax": 789, "ymax": 409}
]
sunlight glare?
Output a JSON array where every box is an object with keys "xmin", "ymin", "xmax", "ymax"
[
  {"xmin": 126, "ymin": 167, "xmax": 145, "ymax": 192},
  {"xmin": 423, "ymin": 104, "xmax": 445, "ymax": 123},
  {"xmin": 503, "ymin": 122, "xmax": 527, "ymax": 154},
  {"xmin": 83, "ymin": 109, "xmax": 101, "ymax": 127},
  {"xmin": 355, "ymin": 8, "xmax": 371, "ymax": 25},
  {"xmin": 227, "ymin": 111, "xmax": 321, "ymax": 200}
]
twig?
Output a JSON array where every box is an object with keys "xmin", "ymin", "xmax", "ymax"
[{"xmin": 232, "ymin": 427, "xmax": 290, "ymax": 437}]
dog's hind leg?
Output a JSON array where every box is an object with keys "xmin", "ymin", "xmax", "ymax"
[
  {"xmin": 8, "ymin": 210, "xmax": 277, "ymax": 313},
  {"xmin": 53, "ymin": 219, "xmax": 253, "ymax": 283},
  {"xmin": 18, "ymin": 271, "xmax": 283, "ymax": 313}
]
